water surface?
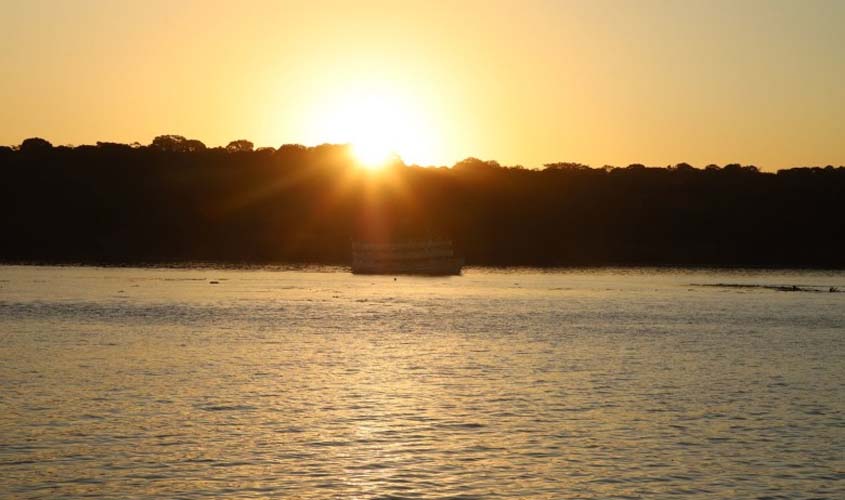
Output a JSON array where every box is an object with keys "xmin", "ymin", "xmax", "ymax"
[{"xmin": 1, "ymin": 265, "xmax": 843, "ymax": 498}]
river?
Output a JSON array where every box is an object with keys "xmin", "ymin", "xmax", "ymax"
[{"xmin": 0, "ymin": 265, "xmax": 843, "ymax": 498}]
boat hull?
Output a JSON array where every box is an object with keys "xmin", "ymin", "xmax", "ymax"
[{"xmin": 351, "ymin": 257, "xmax": 464, "ymax": 275}]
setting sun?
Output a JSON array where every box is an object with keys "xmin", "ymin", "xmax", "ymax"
[
  {"xmin": 352, "ymin": 140, "xmax": 394, "ymax": 169},
  {"xmin": 306, "ymin": 83, "xmax": 442, "ymax": 167}
]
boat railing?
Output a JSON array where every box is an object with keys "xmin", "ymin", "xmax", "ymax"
[
  {"xmin": 352, "ymin": 240, "xmax": 454, "ymax": 252},
  {"xmin": 353, "ymin": 249, "xmax": 454, "ymax": 261}
]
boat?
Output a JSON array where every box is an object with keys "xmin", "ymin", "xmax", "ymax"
[{"xmin": 351, "ymin": 240, "xmax": 463, "ymax": 275}]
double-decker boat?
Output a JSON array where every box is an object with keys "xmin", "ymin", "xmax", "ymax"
[{"xmin": 351, "ymin": 240, "xmax": 463, "ymax": 275}]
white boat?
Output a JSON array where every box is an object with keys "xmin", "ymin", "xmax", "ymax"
[{"xmin": 351, "ymin": 240, "xmax": 463, "ymax": 275}]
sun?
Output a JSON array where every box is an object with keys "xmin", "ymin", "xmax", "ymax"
[
  {"xmin": 352, "ymin": 140, "xmax": 394, "ymax": 169},
  {"xmin": 306, "ymin": 83, "xmax": 441, "ymax": 168}
]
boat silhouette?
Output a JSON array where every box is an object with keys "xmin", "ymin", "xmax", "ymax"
[{"xmin": 351, "ymin": 240, "xmax": 463, "ymax": 275}]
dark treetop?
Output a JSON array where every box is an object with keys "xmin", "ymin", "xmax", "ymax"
[{"xmin": 2, "ymin": 136, "xmax": 843, "ymax": 267}]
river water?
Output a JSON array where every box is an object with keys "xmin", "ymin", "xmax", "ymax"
[{"xmin": 0, "ymin": 265, "xmax": 843, "ymax": 498}]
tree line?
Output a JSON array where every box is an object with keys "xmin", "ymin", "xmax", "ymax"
[{"xmin": 2, "ymin": 136, "xmax": 843, "ymax": 267}]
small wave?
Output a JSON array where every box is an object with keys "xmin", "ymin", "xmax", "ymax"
[
  {"xmin": 196, "ymin": 404, "xmax": 257, "ymax": 412},
  {"xmin": 436, "ymin": 422, "xmax": 486, "ymax": 430}
]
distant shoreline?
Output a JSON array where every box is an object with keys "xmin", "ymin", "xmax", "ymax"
[
  {"xmin": 2, "ymin": 259, "xmax": 843, "ymax": 272},
  {"xmin": 3, "ymin": 142, "xmax": 843, "ymax": 269}
]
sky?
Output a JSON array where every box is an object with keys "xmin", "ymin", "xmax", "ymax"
[{"xmin": 1, "ymin": 0, "xmax": 843, "ymax": 169}]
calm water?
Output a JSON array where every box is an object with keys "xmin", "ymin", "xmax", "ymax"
[{"xmin": 0, "ymin": 265, "xmax": 843, "ymax": 499}]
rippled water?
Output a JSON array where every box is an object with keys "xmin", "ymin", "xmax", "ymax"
[{"xmin": 0, "ymin": 265, "xmax": 843, "ymax": 498}]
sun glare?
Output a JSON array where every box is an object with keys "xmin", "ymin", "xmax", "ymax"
[
  {"xmin": 352, "ymin": 141, "xmax": 394, "ymax": 169},
  {"xmin": 306, "ymin": 84, "xmax": 441, "ymax": 168}
]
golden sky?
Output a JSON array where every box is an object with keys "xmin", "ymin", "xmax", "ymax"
[{"xmin": 2, "ymin": 0, "xmax": 843, "ymax": 169}]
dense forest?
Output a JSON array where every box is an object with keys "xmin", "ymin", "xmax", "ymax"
[{"xmin": 2, "ymin": 136, "xmax": 844, "ymax": 267}]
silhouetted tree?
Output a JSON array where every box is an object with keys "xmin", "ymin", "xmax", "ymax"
[
  {"xmin": 226, "ymin": 140, "xmax": 254, "ymax": 152},
  {"xmin": 151, "ymin": 134, "xmax": 184, "ymax": 151},
  {"xmin": 96, "ymin": 141, "xmax": 133, "ymax": 153},
  {"xmin": 544, "ymin": 162, "xmax": 591, "ymax": 171},
  {"xmin": 453, "ymin": 157, "xmax": 501, "ymax": 171},
  {"xmin": 150, "ymin": 135, "xmax": 206, "ymax": 152},
  {"xmin": 183, "ymin": 139, "xmax": 206, "ymax": 152},
  {"xmin": 19, "ymin": 137, "xmax": 53, "ymax": 153},
  {"xmin": 672, "ymin": 162, "xmax": 696, "ymax": 171},
  {"xmin": 278, "ymin": 144, "xmax": 307, "ymax": 154}
]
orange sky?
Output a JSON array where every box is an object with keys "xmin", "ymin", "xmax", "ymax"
[{"xmin": 2, "ymin": 0, "xmax": 843, "ymax": 169}]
